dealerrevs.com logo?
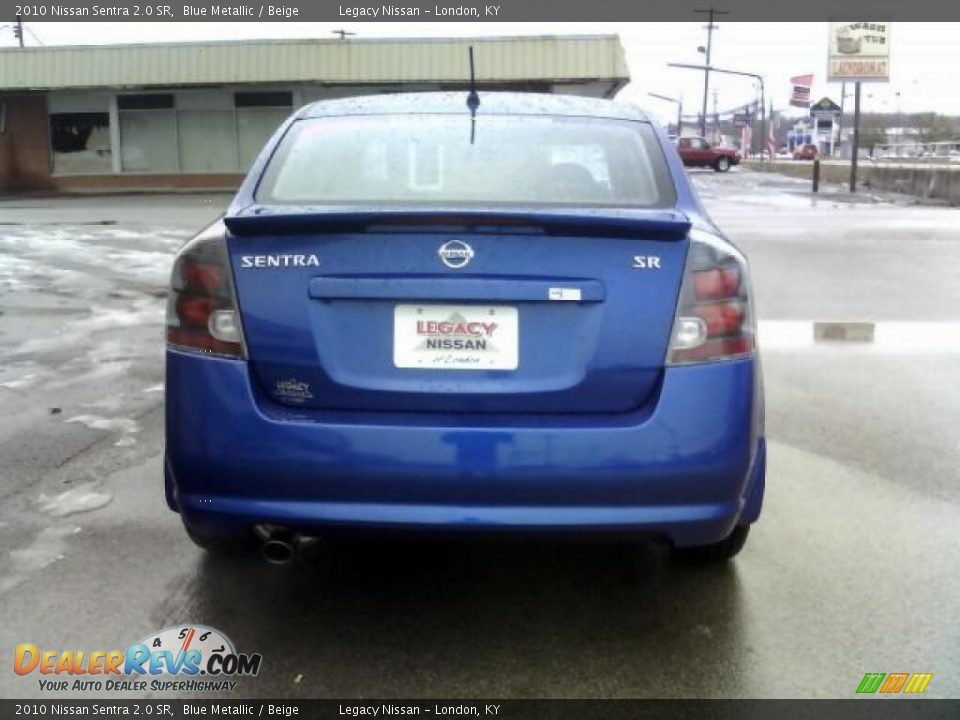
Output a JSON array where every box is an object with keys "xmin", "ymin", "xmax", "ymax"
[{"xmin": 14, "ymin": 625, "xmax": 261, "ymax": 693}]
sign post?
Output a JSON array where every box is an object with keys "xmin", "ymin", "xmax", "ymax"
[
  {"xmin": 850, "ymin": 83, "xmax": 862, "ymax": 192},
  {"xmin": 827, "ymin": 21, "xmax": 891, "ymax": 192}
]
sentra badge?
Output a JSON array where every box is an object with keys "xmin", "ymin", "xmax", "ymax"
[{"xmin": 241, "ymin": 254, "xmax": 319, "ymax": 268}]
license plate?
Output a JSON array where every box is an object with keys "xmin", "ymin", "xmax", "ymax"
[{"xmin": 393, "ymin": 304, "xmax": 519, "ymax": 370}]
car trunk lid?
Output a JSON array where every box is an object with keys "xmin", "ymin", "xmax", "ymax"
[{"xmin": 225, "ymin": 207, "xmax": 690, "ymax": 414}]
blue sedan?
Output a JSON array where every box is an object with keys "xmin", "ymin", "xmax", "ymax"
[{"xmin": 164, "ymin": 92, "xmax": 765, "ymax": 564}]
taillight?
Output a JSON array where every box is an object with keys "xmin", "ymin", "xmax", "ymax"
[
  {"xmin": 166, "ymin": 222, "xmax": 246, "ymax": 359},
  {"xmin": 667, "ymin": 228, "xmax": 755, "ymax": 365}
]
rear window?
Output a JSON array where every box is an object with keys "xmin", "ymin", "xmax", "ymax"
[{"xmin": 256, "ymin": 114, "xmax": 675, "ymax": 208}]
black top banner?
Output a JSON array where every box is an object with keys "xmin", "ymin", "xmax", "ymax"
[
  {"xmin": 2, "ymin": 700, "xmax": 960, "ymax": 719},
  {"xmin": 5, "ymin": 0, "xmax": 960, "ymax": 21}
]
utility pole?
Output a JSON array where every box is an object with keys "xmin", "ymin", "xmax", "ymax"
[
  {"xmin": 14, "ymin": 15, "xmax": 24, "ymax": 47},
  {"xmin": 712, "ymin": 89, "xmax": 719, "ymax": 143},
  {"xmin": 667, "ymin": 61, "xmax": 763, "ymax": 158},
  {"xmin": 695, "ymin": 6, "xmax": 729, "ymax": 137}
]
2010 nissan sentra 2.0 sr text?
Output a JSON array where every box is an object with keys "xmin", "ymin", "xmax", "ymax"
[{"xmin": 164, "ymin": 92, "xmax": 765, "ymax": 564}]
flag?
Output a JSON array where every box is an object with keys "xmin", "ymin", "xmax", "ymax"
[
  {"xmin": 741, "ymin": 126, "xmax": 752, "ymax": 158},
  {"xmin": 790, "ymin": 74, "xmax": 813, "ymax": 108}
]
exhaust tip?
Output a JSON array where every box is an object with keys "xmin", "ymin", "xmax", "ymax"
[{"xmin": 261, "ymin": 538, "xmax": 296, "ymax": 565}]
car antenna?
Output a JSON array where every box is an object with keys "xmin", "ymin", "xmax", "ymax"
[{"xmin": 466, "ymin": 46, "xmax": 480, "ymax": 144}]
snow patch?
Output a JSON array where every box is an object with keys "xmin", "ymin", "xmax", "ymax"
[
  {"xmin": 38, "ymin": 484, "xmax": 113, "ymax": 518},
  {"xmin": 0, "ymin": 526, "xmax": 82, "ymax": 595},
  {"xmin": 1, "ymin": 372, "xmax": 37, "ymax": 389},
  {"xmin": 66, "ymin": 414, "xmax": 140, "ymax": 435}
]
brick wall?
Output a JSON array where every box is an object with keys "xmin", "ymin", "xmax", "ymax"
[{"xmin": 1, "ymin": 94, "xmax": 53, "ymax": 191}]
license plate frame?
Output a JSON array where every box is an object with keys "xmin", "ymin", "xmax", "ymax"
[{"xmin": 393, "ymin": 304, "xmax": 519, "ymax": 371}]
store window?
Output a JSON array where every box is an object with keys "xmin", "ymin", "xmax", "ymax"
[
  {"xmin": 118, "ymin": 94, "xmax": 178, "ymax": 172},
  {"xmin": 49, "ymin": 112, "xmax": 111, "ymax": 174},
  {"xmin": 64, "ymin": 89, "xmax": 294, "ymax": 175},
  {"xmin": 178, "ymin": 110, "xmax": 239, "ymax": 173},
  {"xmin": 236, "ymin": 92, "xmax": 293, "ymax": 170}
]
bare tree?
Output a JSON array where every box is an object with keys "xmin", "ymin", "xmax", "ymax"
[
  {"xmin": 858, "ymin": 114, "xmax": 888, "ymax": 153},
  {"xmin": 912, "ymin": 113, "xmax": 956, "ymax": 144}
]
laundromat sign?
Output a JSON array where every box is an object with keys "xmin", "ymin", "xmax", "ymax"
[{"xmin": 827, "ymin": 21, "xmax": 891, "ymax": 82}]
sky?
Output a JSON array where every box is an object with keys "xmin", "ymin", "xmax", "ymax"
[{"xmin": 2, "ymin": 22, "xmax": 956, "ymax": 123}]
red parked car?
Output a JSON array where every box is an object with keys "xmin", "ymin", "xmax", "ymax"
[
  {"xmin": 676, "ymin": 136, "xmax": 741, "ymax": 172},
  {"xmin": 793, "ymin": 144, "xmax": 819, "ymax": 161}
]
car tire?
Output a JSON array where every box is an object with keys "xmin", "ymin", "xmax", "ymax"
[
  {"xmin": 672, "ymin": 524, "xmax": 750, "ymax": 564},
  {"xmin": 714, "ymin": 156, "xmax": 731, "ymax": 172},
  {"xmin": 184, "ymin": 525, "xmax": 254, "ymax": 557}
]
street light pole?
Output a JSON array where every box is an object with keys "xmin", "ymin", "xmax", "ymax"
[
  {"xmin": 647, "ymin": 93, "xmax": 684, "ymax": 136},
  {"xmin": 667, "ymin": 62, "xmax": 766, "ymax": 160},
  {"xmin": 694, "ymin": 7, "xmax": 729, "ymax": 138}
]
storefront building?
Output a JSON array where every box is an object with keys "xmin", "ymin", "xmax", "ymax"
[{"xmin": 0, "ymin": 34, "xmax": 628, "ymax": 192}]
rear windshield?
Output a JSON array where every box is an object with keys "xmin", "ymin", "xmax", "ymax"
[{"xmin": 256, "ymin": 114, "xmax": 676, "ymax": 208}]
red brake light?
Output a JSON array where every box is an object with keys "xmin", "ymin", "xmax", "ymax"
[
  {"xmin": 181, "ymin": 262, "xmax": 223, "ymax": 293},
  {"xmin": 696, "ymin": 302, "xmax": 744, "ymax": 337},
  {"xmin": 166, "ymin": 328, "xmax": 245, "ymax": 355},
  {"xmin": 167, "ymin": 223, "xmax": 245, "ymax": 359},
  {"xmin": 668, "ymin": 230, "xmax": 755, "ymax": 365},
  {"xmin": 693, "ymin": 266, "xmax": 740, "ymax": 300},
  {"xmin": 176, "ymin": 295, "xmax": 217, "ymax": 327}
]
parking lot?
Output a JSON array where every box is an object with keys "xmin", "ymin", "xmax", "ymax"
[{"xmin": 1, "ymin": 169, "xmax": 958, "ymax": 698}]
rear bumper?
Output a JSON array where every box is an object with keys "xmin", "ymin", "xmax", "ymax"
[{"xmin": 165, "ymin": 351, "xmax": 765, "ymax": 547}]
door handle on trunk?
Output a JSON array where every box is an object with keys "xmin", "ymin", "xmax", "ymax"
[{"xmin": 308, "ymin": 276, "xmax": 605, "ymax": 303}]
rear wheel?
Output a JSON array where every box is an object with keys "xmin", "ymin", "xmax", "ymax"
[
  {"xmin": 714, "ymin": 156, "xmax": 732, "ymax": 172},
  {"xmin": 673, "ymin": 524, "xmax": 749, "ymax": 564},
  {"xmin": 184, "ymin": 525, "xmax": 254, "ymax": 557}
]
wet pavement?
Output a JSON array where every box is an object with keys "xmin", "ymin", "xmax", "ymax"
[{"xmin": 0, "ymin": 173, "xmax": 958, "ymax": 699}]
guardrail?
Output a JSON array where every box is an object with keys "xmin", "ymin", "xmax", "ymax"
[{"xmin": 743, "ymin": 159, "xmax": 960, "ymax": 206}]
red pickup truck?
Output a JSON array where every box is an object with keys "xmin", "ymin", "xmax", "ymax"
[{"xmin": 676, "ymin": 136, "xmax": 741, "ymax": 172}]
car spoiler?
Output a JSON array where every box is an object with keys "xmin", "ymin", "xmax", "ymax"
[{"xmin": 223, "ymin": 205, "xmax": 692, "ymax": 241}]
